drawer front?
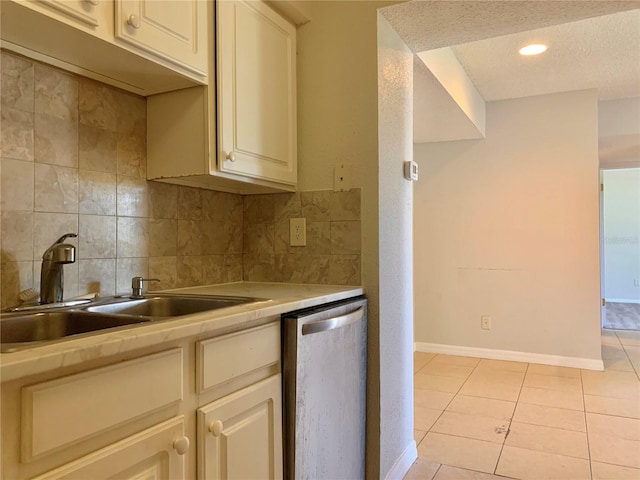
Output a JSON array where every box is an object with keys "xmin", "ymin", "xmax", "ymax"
[
  {"xmin": 197, "ymin": 322, "xmax": 280, "ymax": 393},
  {"xmin": 22, "ymin": 348, "xmax": 183, "ymax": 460}
]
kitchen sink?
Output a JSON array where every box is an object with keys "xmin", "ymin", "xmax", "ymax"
[
  {"xmin": 0, "ymin": 311, "xmax": 149, "ymax": 352},
  {"xmin": 84, "ymin": 294, "xmax": 259, "ymax": 318},
  {"xmin": 1, "ymin": 293, "xmax": 266, "ymax": 353}
]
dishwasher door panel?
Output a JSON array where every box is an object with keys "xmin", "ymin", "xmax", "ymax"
[{"xmin": 283, "ymin": 296, "xmax": 367, "ymax": 480}]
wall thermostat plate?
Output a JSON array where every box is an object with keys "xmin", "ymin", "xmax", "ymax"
[{"xmin": 403, "ymin": 160, "xmax": 418, "ymax": 181}]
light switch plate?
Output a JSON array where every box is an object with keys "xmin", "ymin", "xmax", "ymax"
[{"xmin": 290, "ymin": 218, "xmax": 306, "ymax": 246}]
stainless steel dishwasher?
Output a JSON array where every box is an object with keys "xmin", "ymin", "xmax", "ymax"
[{"xmin": 282, "ymin": 296, "xmax": 367, "ymax": 480}]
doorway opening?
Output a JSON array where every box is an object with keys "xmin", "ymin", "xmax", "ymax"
[{"xmin": 601, "ymin": 167, "xmax": 640, "ymax": 330}]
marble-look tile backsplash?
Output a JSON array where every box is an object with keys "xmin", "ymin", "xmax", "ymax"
[
  {"xmin": 243, "ymin": 190, "xmax": 361, "ymax": 285},
  {"xmin": 0, "ymin": 51, "xmax": 242, "ymax": 308},
  {"xmin": 0, "ymin": 50, "xmax": 361, "ymax": 309}
]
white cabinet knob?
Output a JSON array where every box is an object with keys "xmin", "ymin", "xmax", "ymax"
[
  {"xmin": 226, "ymin": 151, "xmax": 236, "ymax": 162},
  {"xmin": 172, "ymin": 436, "xmax": 190, "ymax": 455},
  {"xmin": 127, "ymin": 14, "xmax": 141, "ymax": 29},
  {"xmin": 84, "ymin": 0, "xmax": 99, "ymax": 5},
  {"xmin": 209, "ymin": 420, "xmax": 224, "ymax": 437}
]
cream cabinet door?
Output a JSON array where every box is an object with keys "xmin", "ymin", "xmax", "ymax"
[
  {"xmin": 197, "ymin": 375, "xmax": 283, "ymax": 480},
  {"xmin": 217, "ymin": 0, "xmax": 297, "ymax": 186},
  {"xmin": 33, "ymin": 417, "xmax": 189, "ymax": 480},
  {"xmin": 115, "ymin": 0, "xmax": 207, "ymax": 78}
]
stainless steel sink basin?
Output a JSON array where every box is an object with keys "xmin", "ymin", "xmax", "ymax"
[
  {"xmin": 0, "ymin": 311, "xmax": 149, "ymax": 352},
  {"xmin": 84, "ymin": 295, "xmax": 257, "ymax": 317},
  {"xmin": 1, "ymin": 293, "xmax": 266, "ymax": 353}
]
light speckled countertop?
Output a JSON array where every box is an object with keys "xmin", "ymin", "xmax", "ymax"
[{"xmin": 1, "ymin": 282, "xmax": 363, "ymax": 382}]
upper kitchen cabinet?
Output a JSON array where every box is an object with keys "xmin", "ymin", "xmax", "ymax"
[
  {"xmin": 0, "ymin": 0, "xmax": 208, "ymax": 95},
  {"xmin": 147, "ymin": 0, "xmax": 299, "ymax": 194},
  {"xmin": 23, "ymin": 0, "xmax": 111, "ymax": 31},
  {"xmin": 114, "ymin": 0, "xmax": 207, "ymax": 79},
  {"xmin": 217, "ymin": 0, "xmax": 296, "ymax": 187}
]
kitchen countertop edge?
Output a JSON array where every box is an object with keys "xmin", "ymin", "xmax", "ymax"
[{"xmin": 1, "ymin": 282, "xmax": 364, "ymax": 382}]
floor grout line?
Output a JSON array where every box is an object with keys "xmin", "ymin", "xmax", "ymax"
[
  {"xmin": 580, "ymin": 368, "xmax": 594, "ymax": 480},
  {"xmin": 416, "ymin": 353, "xmax": 478, "ymax": 452},
  {"xmin": 411, "ymin": 344, "xmax": 640, "ymax": 480},
  {"xmin": 491, "ymin": 361, "xmax": 529, "ymax": 476},
  {"xmin": 617, "ymin": 335, "xmax": 640, "ymax": 381}
]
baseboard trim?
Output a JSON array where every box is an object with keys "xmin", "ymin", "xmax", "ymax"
[
  {"xmin": 415, "ymin": 342, "xmax": 604, "ymax": 371},
  {"xmin": 606, "ymin": 298, "xmax": 640, "ymax": 304},
  {"xmin": 384, "ymin": 440, "xmax": 417, "ymax": 480}
]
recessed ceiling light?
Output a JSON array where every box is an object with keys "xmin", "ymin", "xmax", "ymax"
[{"xmin": 519, "ymin": 44, "xmax": 548, "ymax": 56}]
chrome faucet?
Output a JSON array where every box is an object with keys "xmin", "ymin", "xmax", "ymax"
[{"xmin": 40, "ymin": 233, "xmax": 77, "ymax": 304}]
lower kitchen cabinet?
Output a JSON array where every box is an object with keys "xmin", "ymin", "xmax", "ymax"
[
  {"xmin": 33, "ymin": 417, "xmax": 188, "ymax": 480},
  {"xmin": 197, "ymin": 375, "xmax": 283, "ymax": 480},
  {"xmin": 1, "ymin": 320, "xmax": 282, "ymax": 480}
]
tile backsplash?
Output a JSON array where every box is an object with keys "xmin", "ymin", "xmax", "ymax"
[
  {"xmin": 242, "ymin": 190, "xmax": 361, "ymax": 284},
  {"xmin": 0, "ymin": 50, "xmax": 360, "ymax": 308}
]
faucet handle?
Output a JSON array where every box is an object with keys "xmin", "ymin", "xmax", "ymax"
[
  {"xmin": 54, "ymin": 233, "xmax": 78, "ymax": 244},
  {"xmin": 131, "ymin": 277, "xmax": 160, "ymax": 298},
  {"xmin": 42, "ymin": 233, "xmax": 77, "ymax": 261}
]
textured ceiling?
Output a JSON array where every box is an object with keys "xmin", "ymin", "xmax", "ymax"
[
  {"xmin": 452, "ymin": 10, "xmax": 640, "ymax": 101},
  {"xmin": 381, "ymin": 1, "xmax": 640, "ymax": 53},
  {"xmin": 381, "ymin": 1, "xmax": 640, "ymax": 143}
]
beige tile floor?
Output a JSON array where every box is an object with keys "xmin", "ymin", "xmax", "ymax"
[{"xmin": 405, "ymin": 329, "xmax": 640, "ymax": 480}]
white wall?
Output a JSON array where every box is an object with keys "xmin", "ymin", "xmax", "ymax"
[
  {"xmin": 414, "ymin": 90, "xmax": 602, "ymax": 366},
  {"xmin": 599, "ymin": 97, "xmax": 640, "ymax": 169},
  {"xmin": 296, "ymin": 2, "xmax": 414, "ymax": 478},
  {"xmin": 603, "ymin": 168, "xmax": 640, "ymax": 303},
  {"xmin": 599, "ymin": 97, "xmax": 640, "ymax": 139},
  {"xmin": 297, "ymin": 1, "xmax": 388, "ymax": 193},
  {"xmin": 377, "ymin": 13, "xmax": 416, "ymax": 477}
]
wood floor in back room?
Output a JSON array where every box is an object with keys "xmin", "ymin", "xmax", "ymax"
[{"xmin": 603, "ymin": 303, "xmax": 640, "ymax": 331}]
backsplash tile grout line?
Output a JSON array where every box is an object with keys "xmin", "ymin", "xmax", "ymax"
[{"xmin": 0, "ymin": 49, "xmax": 361, "ymax": 309}]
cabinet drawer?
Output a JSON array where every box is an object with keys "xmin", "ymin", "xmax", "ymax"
[
  {"xmin": 22, "ymin": 348, "xmax": 183, "ymax": 460},
  {"xmin": 197, "ymin": 322, "xmax": 280, "ymax": 393}
]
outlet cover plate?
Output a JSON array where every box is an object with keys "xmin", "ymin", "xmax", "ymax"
[
  {"xmin": 334, "ymin": 164, "xmax": 351, "ymax": 192},
  {"xmin": 290, "ymin": 218, "xmax": 306, "ymax": 246}
]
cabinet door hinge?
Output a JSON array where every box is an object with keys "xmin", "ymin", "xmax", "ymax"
[
  {"xmin": 601, "ymin": 183, "xmax": 604, "ymax": 192},
  {"xmin": 602, "ymin": 298, "xmax": 606, "ymax": 307}
]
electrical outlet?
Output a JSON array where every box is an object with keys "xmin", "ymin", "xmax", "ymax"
[
  {"xmin": 290, "ymin": 218, "xmax": 306, "ymax": 246},
  {"xmin": 635, "ymin": 279, "xmax": 640, "ymax": 287},
  {"xmin": 481, "ymin": 316, "xmax": 491, "ymax": 330}
]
